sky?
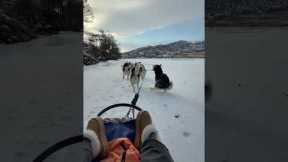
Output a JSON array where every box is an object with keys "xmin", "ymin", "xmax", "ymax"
[{"xmin": 84, "ymin": 0, "xmax": 204, "ymax": 52}]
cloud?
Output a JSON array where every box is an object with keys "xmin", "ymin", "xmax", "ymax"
[
  {"xmin": 85, "ymin": 0, "xmax": 204, "ymax": 37},
  {"xmin": 117, "ymin": 19, "xmax": 204, "ymax": 52}
]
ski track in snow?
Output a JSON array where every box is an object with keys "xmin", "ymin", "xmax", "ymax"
[{"xmin": 84, "ymin": 58, "xmax": 204, "ymax": 162}]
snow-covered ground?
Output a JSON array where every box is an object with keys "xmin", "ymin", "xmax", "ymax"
[{"xmin": 84, "ymin": 58, "xmax": 204, "ymax": 162}]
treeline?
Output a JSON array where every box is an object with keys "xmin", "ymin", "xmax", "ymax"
[
  {"xmin": 83, "ymin": 30, "xmax": 121, "ymax": 65},
  {"xmin": 0, "ymin": 0, "xmax": 82, "ymax": 44}
]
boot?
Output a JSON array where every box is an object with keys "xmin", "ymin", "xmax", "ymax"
[
  {"xmin": 134, "ymin": 111, "xmax": 159, "ymax": 148},
  {"xmin": 84, "ymin": 117, "xmax": 109, "ymax": 159}
]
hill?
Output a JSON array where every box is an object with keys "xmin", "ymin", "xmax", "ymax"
[{"xmin": 122, "ymin": 40, "xmax": 205, "ymax": 58}]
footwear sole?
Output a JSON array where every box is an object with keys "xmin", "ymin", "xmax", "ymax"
[
  {"xmin": 134, "ymin": 111, "xmax": 143, "ymax": 149},
  {"xmin": 134, "ymin": 111, "xmax": 152, "ymax": 148}
]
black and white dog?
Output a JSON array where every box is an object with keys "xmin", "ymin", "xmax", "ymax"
[
  {"xmin": 130, "ymin": 62, "xmax": 146, "ymax": 92},
  {"xmin": 153, "ymin": 64, "xmax": 173, "ymax": 90},
  {"xmin": 122, "ymin": 62, "xmax": 133, "ymax": 80}
]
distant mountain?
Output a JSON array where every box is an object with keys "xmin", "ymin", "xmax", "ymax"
[{"xmin": 122, "ymin": 40, "xmax": 205, "ymax": 58}]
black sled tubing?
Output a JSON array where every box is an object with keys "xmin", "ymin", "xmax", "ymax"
[
  {"xmin": 33, "ymin": 135, "xmax": 87, "ymax": 162},
  {"xmin": 97, "ymin": 102, "xmax": 142, "ymax": 117}
]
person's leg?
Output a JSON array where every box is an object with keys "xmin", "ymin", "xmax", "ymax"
[
  {"xmin": 134, "ymin": 111, "xmax": 174, "ymax": 162},
  {"xmin": 141, "ymin": 139, "xmax": 174, "ymax": 162}
]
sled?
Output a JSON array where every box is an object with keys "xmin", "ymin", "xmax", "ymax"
[{"xmin": 33, "ymin": 97, "xmax": 143, "ymax": 162}]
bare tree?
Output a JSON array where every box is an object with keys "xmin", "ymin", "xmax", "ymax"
[
  {"xmin": 84, "ymin": 30, "xmax": 121, "ymax": 64},
  {"xmin": 84, "ymin": 0, "xmax": 94, "ymax": 23}
]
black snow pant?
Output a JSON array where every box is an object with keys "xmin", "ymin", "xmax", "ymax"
[{"xmin": 140, "ymin": 139, "xmax": 174, "ymax": 162}]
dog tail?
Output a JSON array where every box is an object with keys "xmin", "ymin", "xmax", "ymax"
[{"xmin": 167, "ymin": 81, "xmax": 173, "ymax": 90}]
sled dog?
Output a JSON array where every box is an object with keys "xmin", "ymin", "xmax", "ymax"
[
  {"xmin": 130, "ymin": 62, "xmax": 146, "ymax": 92},
  {"xmin": 153, "ymin": 64, "xmax": 173, "ymax": 90},
  {"xmin": 122, "ymin": 62, "xmax": 133, "ymax": 80}
]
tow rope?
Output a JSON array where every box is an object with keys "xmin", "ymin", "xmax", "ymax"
[{"xmin": 126, "ymin": 79, "xmax": 144, "ymax": 118}]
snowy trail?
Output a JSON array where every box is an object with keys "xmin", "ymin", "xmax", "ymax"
[{"xmin": 84, "ymin": 58, "xmax": 204, "ymax": 162}]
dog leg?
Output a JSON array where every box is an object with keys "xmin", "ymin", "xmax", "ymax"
[
  {"xmin": 131, "ymin": 83, "xmax": 135, "ymax": 92},
  {"xmin": 141, "ymin": 71, "xmax": 146, "ymax": 80},
  {"xmin": 137, "ymin": 81, "xmax": 140, "ymax": 91},
  {"xmin": 127, "ymin": 72, "xmax": 130, "ymax": 80}
]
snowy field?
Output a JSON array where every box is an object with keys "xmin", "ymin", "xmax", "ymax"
[{"xmin": 84, "ymin": 58, "xmax": 204, "ymax": 162}]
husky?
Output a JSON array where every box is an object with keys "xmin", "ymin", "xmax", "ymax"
[
  {"xmin": 153, "ymin": 64, "xmax": 173, "ymax": 90},
  {"xmin": 134, "ymin": 62, "xmax": 146, "ymax": 80},
  {"xmin": 122, "ymin": 62, "xmax": 133, "ymax": 80},
  {"xmin": 129, "ymin": 62, "xmax": 146, "ymax": 92}
]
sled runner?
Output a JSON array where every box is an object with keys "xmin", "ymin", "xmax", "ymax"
[{"xmin": 33, "ymin": 95, "xmax": 143, "ymax": 162}]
